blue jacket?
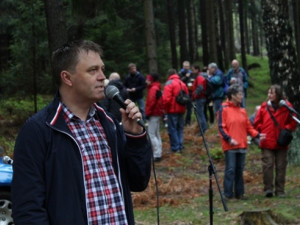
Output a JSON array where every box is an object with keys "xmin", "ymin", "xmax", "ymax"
[
  {"xmin": 209, "ymin": 69, "xmax": 225, "ymax": 100},
  {"xmin": 12, "ymin": 93, "xmax": 152, "ymax": 225}
]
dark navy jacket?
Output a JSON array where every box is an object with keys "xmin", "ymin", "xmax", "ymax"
[{"xmin": 12, "ymin": 94, "xmax": 152, "ymax": 225}]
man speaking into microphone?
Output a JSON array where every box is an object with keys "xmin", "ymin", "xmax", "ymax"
[{"xmin": 12, "ymin": 40, "xmax": 152, "ymax": 225}]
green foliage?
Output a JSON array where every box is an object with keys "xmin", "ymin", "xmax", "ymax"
[
  {"xmin": 0, "ymin": 95, "xmax": 51, "ymax": 124},
  {"xmin": 0, "ymin": 0, "xmax": 50, "ymax": 97},
  {"xmin": 209, "ymin": 147, "xmax": 224, "ymax": 160}
]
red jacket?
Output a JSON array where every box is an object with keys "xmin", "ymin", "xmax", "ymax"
[
  {"xmin": 218, "ymin": 100, "xmax": 259, "ymax": 151},
  {"xmin": 253, "ymin": 101, "xmax": 297, "ymax": 150},
  {"xmin": 192, "ymin": 73, "xmax": 206, "ymax": 100},
  {"xmin": 145, "ymin": 81, "xmax": 164, "ymax": 117},
  {"xmin": 162, "ymin": 74, "xmax": 188, "ymax": 114}
]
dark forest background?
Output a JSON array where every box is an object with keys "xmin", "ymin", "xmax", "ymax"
[{"xmin": 0, "ymin": 0, "xmax": 299, "ymax": 110}]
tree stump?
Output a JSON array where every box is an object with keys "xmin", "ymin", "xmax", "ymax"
[{"xmin": 239, "ymin": 209, "xmax": 279, "ymax": 225}]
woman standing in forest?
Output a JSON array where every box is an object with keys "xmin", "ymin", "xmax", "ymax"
[
  {"xmin": 254, "ymin": 84, "xmax": 297, "ymax": 198},
  {"xmin": 218, "ymin": 84, "xmax": 264, "ymax": 200}
]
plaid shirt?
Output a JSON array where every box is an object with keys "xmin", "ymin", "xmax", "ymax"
[{"xmin": 62, "ymin": 103, "xmax": 128, "ymax": 225}]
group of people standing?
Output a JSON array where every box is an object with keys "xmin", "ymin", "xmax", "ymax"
[{"xmin": 104, "ymin": 59, "xmax": 298, "ymax": 201}]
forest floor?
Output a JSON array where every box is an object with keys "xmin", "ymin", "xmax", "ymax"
[{"xmin": 132, "ymin": 121, "xmax": 300, "ymax": 225}]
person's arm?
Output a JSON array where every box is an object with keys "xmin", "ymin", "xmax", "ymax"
[
  {"xmin": 133, "ymin": 74, "xmax": 146, "ymax": 92},
  {"xmin": 124, "ymin": 132, "xmax": 152, "ymax": 191},
  {"xmin": 12, "ymin": 120, "xmax": 50, "ymax": 225},
  {"xmin": 217, "ymin": 106, "xmax": 232, "ymax": 143}
]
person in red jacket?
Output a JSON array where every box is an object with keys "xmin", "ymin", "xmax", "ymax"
[
  {"xmin": 145, "ymin": 73, "xmax": 164, "ymax": 161},
  {"xmin": 218, "ymin": 84, "xmax": 264, "ymax": 200},
  {"xmin": 163, "ymin": 68, "xmax": 189, "ymax": 152},
  {"xmin": 254, "ymin": 84, "xmax": 297, "ymax": 198},
  {"xmin": 192, "ymin": 65, "xmax": 207, "ymax": 134}
]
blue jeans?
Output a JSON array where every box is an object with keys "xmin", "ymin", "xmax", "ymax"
[
  {"xmin": 213, "ymin": 99, "xmax": 223, "ymax": 115},
  {"xmin": 194, "ymin": 98, "xmax": 207, "ymax": 134},
  {"xmin": 167, "ymin": 114, "xmax": 184, "ymax": 151},
  {"xmin": 223, "ymin": 150, "xmax": 246, "ymax": 198},
  {"xmin": 136, "ymin": 98, "xmax": 146, "ymax": 121}
]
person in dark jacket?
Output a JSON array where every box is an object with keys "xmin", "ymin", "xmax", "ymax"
[
  {"xmin": 123, "ymin": 63, "xmax": 146, "ymax": 121},
  {"xmin": 11, "ymin": 40, "xmax": 152, "ymax": 225},
  {"xmin": 100, "ymin": 72, "xmax": 128, "ymax": 122}
]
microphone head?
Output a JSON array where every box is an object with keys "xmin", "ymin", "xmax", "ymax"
[
  {"xmin": 105, "ymin": 85, "xmax": 120, "ymax": 99},
  {"xmin": 279, "ymin": 99, "xmax": 286, "ymax": 106}
]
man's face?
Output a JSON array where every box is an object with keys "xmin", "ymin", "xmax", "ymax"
[
  {"xmin": 183, "ymin": 64, "xmax": 190, "ymax": 71},
  {"xmin": 129, "ymin": 66, "xmax": 137, "ymax": 74},
  {"xmin": 232, "ymin": 61, "xmax": 239, "ymax": 70},
  {"xmin": 208, "ymin": 67, "xmax": 215, "ymax": 75},
  {"xmin": 69, "ymin": 50, "xmax": 106, "ymax": 103}
]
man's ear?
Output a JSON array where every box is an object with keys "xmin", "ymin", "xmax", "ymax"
[{"xmin": 61, "ymin": 70, "xmax": 72, "ymax": 86}]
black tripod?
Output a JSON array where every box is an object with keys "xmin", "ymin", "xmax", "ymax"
[{"xmin": 193, "ymin": 103, "xmax": 228, "ymax": 225}]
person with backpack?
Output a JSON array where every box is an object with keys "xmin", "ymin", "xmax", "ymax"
[
  {"xmin": 207, "ymin": 62, "xmax": 226, "ymax": 115},
  {"xmin": 145, "ymin": 73, "xmax": 164, "ymax": 162},
  {"xmin": 162, "ymin": 68, "xmax": 189, "ymax": 153},
  {"xmin": 191, "ymin": 65, "xmax": 208, "ymax": 134}
]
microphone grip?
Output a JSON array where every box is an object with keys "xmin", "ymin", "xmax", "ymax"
[{"xmin": 113, "ymin": 95, "xmax": 145, "ymax": 128}]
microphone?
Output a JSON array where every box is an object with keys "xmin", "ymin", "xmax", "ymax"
[
  {"xmin": 2, "ymin": 156, "xmax": 13, "ymax": 165},
  {"xmin": 279, "ymin": 100, "xmax": 300, "ymax": 116},
  {"xmin": 105, "ymin": 85, "xmax": 145, "ymax": 127}
]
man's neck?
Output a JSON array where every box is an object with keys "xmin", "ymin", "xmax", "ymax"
[{"xmin": 59, "ymin": 89, "xmax": 92, "ymax": 121}]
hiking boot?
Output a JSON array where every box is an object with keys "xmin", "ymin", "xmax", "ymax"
[
  {"xmin": 236, "ymin": 195, "xmax": 248, "ymax": 200},
  {"xmin": 265, "ymin": 191, "xmax": 273, "ymax": 198}
]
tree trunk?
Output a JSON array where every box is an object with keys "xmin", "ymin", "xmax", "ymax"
[
  {"xmin": 199, "ymin": 0, "xmax": 209, "ymax": 66},
  {"xmin": 178, "ymin": 0, "xmax": 189, "ymax": 64},
  {"xmin": 43, "ymin": 0, "xmax": 67, "ymax": 88},
  {"xmin": 240, "ymin": 209, "xmax": 281, "ymax": 225},
  {"xmin": 206, "ymin": 0, "xmax": 218, "ymax": 63},
  {"xmin": 167, "ymin": 0, "xmax": 178, "ymax": 69},
  {"xmin": 293, "ymin": 0, "xmax": 300, "ymax": 67},
  {"xmin": 144, "ymin": 0, "xmax": 158, "ymax": 73},
  {"xmin": 187, "ymin": 0, "xmax": 197, "ymax": 63},
  {"xmin": 244, "ymin": 1, "xmax": 250, "ymax": 55},
  {"xmin": 224, "ymin": 0, "xmax": 236, "ymax": 66},
  {"xmin": 218, "ymin": 0, "xmax": 226, "ymax": 71},
  {"xmin": 250, "ymin": 0, "xmax": 260, "ymax": 56},
  {"xmin": 239, "ymin": 0, "xmax": 247, "ymax": 72},
  {"xmin": 262, "ymin": 0, "xmax": 300, "ymax": 110}
]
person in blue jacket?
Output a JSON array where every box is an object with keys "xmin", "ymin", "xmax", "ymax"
[
  {"xmin": 11, "ymin": 40, "xmax": 152, "ymax": 225},
  {"xmin": 207, "ymin": 62, "xmax": 226, "ymax": 115}
]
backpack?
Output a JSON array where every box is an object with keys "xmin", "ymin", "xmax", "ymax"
[
  {"xmin": 176, "ymin": 82, "xmax": 190, "ymax": 105},
  {"xmin": 155, "ymin": 89, "xmax": 162, "ymax": 99}
]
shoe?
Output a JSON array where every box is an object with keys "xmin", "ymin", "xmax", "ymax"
[
  {"xmin": 236, "ymin": 195, "xmax": 248, "ymax": 200},
  {"xmin": 276, "ymin": 193, "xmax": 286, "ymax": 198},
  {"xmin": 265, "ymin": 191, "xmax": 273, "ymax": 198},
  {"xmin": 224, "ymin": 195, "xmax": 233, "ymax": 201},
  {"xmin": 153, "ymin": 157, "xmax": 161, "ymax": 162}
]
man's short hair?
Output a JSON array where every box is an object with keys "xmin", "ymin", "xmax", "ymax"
[
  {"xmin": 52, "ymin": 40, "xmax": 102, "ymax": 86},
  {"xmin": 128, "ymin": 63, "xmax": 136, "ymax": 69},
  {"xmin": 167, "ymin": 68, "xmax": 177, "ymax": 76}
]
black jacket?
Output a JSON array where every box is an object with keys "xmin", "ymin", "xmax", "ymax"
[{"xmin": 12, "ymin": 93, "xmax": 152, "ymax": 225}]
